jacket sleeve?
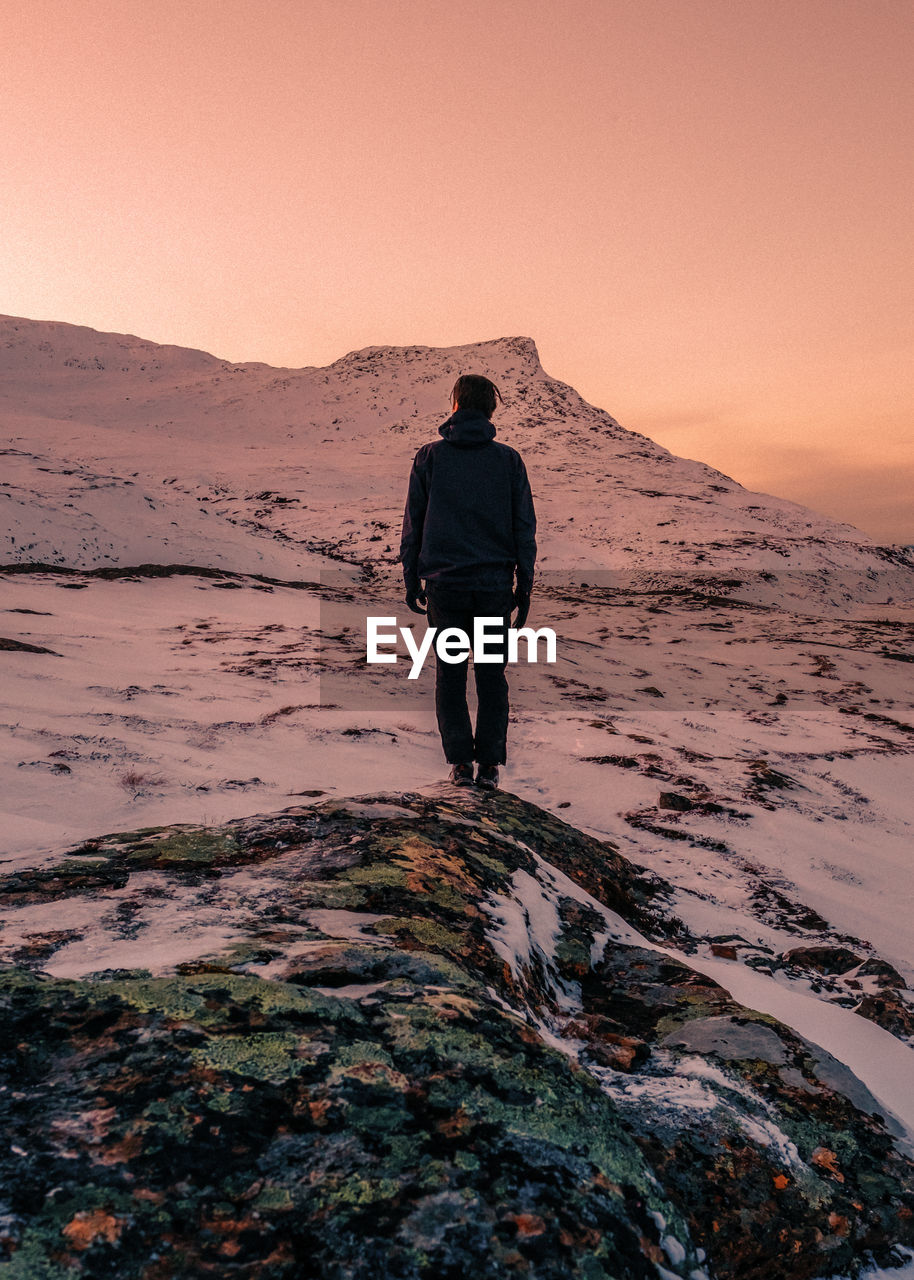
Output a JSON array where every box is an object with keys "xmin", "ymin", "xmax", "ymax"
[
  {"xmin": 399, "ymin": 450, "xmax": 428, "ymax": 592},
  {"xmin": 511, "ymin": 456, "xmax": 537, "ymax": 597}
]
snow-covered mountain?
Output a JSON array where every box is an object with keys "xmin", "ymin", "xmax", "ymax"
[{"xmin": 3, "ymin": 314, "xmax": 911, "ymax": 593}]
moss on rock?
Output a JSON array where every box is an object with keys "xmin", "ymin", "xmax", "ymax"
[{"xmin": 1, "ymin": 787, "xmax": 912, "ymax": 1279}]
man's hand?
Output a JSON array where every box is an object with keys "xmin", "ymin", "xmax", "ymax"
[
  {"xmin": 405, "ymin": 589, "xmax": 427, "ymax": 615},
  {"xmin": 512, "ymin": 589, "xmax": 531, "ymax": 630}
]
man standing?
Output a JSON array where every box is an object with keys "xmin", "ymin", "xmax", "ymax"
[{"xmin": 399, "ymin": 374, "xmax": 537, "ymax": 789}]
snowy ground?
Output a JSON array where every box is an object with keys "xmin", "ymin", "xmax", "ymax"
[
  {"xmin": 3, "ymin": 566, "xmax": 912, "ymax": 1012},
  {"xmin": 5, "ymin": 571, "xmax": 912, "ymax": 961},
  {"xmin": 3, "ymin": 569, "xmax": 914, "ymax": 1277}
]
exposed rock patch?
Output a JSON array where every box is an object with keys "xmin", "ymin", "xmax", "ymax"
[{"xmin": 1, "ymin": 788, "xmax": 912, "ymax": 1278}]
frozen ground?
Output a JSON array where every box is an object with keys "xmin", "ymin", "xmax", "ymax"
[
  {"xmin": 2, "ymin": 316, "xmax": 914, "ymax": 1253},
  {"xmin": 4, "ymin": 571, "xmax": 912, "ymax": 973},
  {"xmin": 3, "ymin": 569, "xmax": 913, "ymax": 1118}
]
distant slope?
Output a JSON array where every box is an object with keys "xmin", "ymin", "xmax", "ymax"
[{"xmin": 2, "ymin": 314, "xmax": 912, "ymax": 587}]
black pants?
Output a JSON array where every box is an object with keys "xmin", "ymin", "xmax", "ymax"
[{"xmin": 425, "ymin": 584, "xmax": 514, "ymax": 766}]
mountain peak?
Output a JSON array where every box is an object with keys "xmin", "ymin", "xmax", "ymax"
[
  {"xmin": 473, "ymin": 334, "xmax": 542, "ymax": 362},
  {"xmin": 328, "ymin": 334, "xmax": 542, "ymax": 376}
]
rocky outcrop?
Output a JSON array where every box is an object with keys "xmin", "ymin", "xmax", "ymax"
[{"xmin": 1, "ymin": 788, "xmax": 912, "ymax": 1278}]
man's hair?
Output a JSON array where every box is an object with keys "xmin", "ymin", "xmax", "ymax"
[{"xmin": 451, "ymin": 374, "xmax": 503, "ymax": 419}]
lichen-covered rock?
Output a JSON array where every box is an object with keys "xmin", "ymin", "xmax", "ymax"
[{"xmin": 1, "ymin": 788, "xmax": 912, "ymax": 1279}]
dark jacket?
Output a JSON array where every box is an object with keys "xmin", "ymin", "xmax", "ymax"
[{"xmin": 399, "ymin": 408, "xmax": 537, "ymax": 597}]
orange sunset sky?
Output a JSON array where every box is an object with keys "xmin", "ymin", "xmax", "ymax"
[{"xmin": 3, "ymin": 0, "xmax": 912, "ymax": 542}]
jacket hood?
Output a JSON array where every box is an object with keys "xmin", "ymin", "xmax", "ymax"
[{"xmin": 438, "ymin": 407, "xmax": 497, "ymax": 448}]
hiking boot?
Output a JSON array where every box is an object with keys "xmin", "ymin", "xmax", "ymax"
[
  {"xmin": 475, "ymin": 764, "xmax": 499, "ymax": 790},
  {"xmin": 449, "ymin": 762, "xmax": 475, "ymax": 786}
]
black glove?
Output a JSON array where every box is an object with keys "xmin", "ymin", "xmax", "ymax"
[
  {"xmin": 405, "ymin": 588, "xmax": 427, "ymax": 615},
  {"xmin": 512, "ymin": 589, "xmax": 531, "ymax": 629}
]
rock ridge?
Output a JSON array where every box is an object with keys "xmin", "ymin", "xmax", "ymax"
[{"xmin": 1, "ymin": 787, "xmax": 912, "ymax": 1278}]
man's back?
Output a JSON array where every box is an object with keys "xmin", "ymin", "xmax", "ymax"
[{"xmin": 400, "ymin": 406, "xmax": 536, "ymax": 597}]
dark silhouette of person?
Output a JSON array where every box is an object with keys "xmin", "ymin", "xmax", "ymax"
[{"xmin": 399, "ymin": 374, "xmax": 537, "ymax": 789}]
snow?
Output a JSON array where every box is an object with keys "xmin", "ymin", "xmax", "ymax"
[
  {"xmin": 827, "ymin": 1251, "xmax": 914, "ymax": 1280},
  {"xmin": 302, "ymin": 909, "xmax": 393, "ymax": 944},
  {"xmin": 689, "ymin": 955, "xmax": 914, "ymax": 1153},
  {"xmin": 481, "ymin": 852, "xmax": 652, "ymax": 1013},
  {"xmin": 0, "ymin": 575, "xmax": 444, "ymax": 869},
  {"xmin": 476, "ymin": 842, "xmax": 914, "ymax": 1155},
  {"xmin": 312, "ymin": 981, "xmax": 390, "ymax": 999}
]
